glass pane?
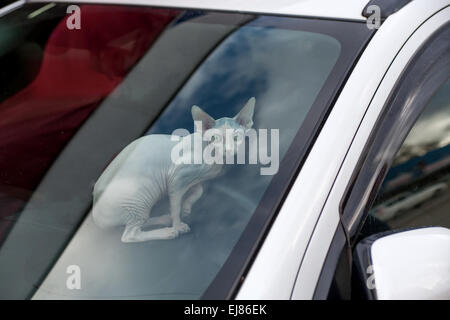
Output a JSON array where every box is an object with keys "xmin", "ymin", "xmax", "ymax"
[{"xmin": 0, "ymin": 4, "xmax": 347, "ymax": 299}]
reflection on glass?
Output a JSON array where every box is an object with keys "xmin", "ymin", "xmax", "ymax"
[
  {"xmin": 371, "ymin": 80, "xmax": 450, "ymax": 229},
  {"xmin": 0, "ymin": 5, "xmax": 343, "ymax": 299}
]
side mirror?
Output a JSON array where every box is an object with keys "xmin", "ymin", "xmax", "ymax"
[{"xmin": 353, "ymin": 227, "xmax": 450, "ymax": 300}]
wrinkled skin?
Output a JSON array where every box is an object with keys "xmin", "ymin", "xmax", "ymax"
[{"xmin": 92, "ymin": 97, "xmax": 255, "ymax": 242}]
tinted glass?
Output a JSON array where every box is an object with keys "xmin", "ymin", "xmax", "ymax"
[{"xmin": 0, "ymin": 3, "xmax": 368, "ymax": 299}]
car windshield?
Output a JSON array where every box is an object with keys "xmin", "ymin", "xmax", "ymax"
[{"xmin": 0, "ymin": 3, "xmax": 371, "ymax": 299}]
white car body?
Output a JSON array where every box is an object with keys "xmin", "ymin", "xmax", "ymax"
[
  {"xmin": 10, "ymin": 0, "xmax": 450, "ymax": 299},
  {"xmin": 26, "ymin": 0, "xmax": 370, "ymax": 21}
]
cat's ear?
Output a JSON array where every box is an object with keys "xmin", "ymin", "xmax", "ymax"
[
  {"xmin": 234, "ymin": 97, "xmax": 255, "ymax": 129},
  {"xmin": 192, "ymin": 105, "xmax": 215, "ymax": 132}
]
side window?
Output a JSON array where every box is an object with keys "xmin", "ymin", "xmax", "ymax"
[
  {"xmin": 369, "ymin": 79, "xmax": 450, "ymax": 230},
  {"xmin": 328, "ymin": 23, "xmax": 450, "ymax": 301}
]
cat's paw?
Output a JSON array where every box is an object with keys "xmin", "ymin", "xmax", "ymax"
[
  {"xmin": 174, "ymin": 222, "xmax": 190, "ymax": 234},
  {"xmin": 161, "ymin": 227, "xmax": 179, "ymax": 239}
]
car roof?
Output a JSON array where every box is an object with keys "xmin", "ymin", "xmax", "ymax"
[{"xmin": 26, "ymin": 0, "xmax": 370, "ymax": 21}]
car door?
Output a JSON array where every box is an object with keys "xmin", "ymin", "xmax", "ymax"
[
  {"xmin": 296, "ymin": 9, "xmax": 450, "ymax": 299},
  {"xmin": 237, "ymin": 1, "xmax": 449, "ymax": 300}
]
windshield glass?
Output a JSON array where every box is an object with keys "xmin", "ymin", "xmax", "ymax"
[{"xmin": 0, "ymin": 3, "xmax": 371, "ymax": 299}]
